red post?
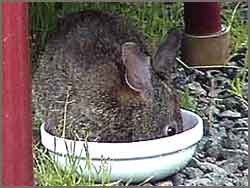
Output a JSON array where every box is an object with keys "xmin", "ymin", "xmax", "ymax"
[
  {"xmin": 2, "ymin": 2, "xmax": 33, "ymax": 186},
  {"xmin": 184, "ymin": 2, "xmax": 222, "ymax": 35}
]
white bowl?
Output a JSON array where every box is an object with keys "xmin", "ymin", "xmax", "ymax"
[{"xmin": 40, "ymin": 109, "xmax": 203, "ymax": 183}]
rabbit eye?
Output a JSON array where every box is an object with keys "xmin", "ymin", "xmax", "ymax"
[{"xmin": 167, "ymin": 127, "xmax": 176, "ymax": 136}]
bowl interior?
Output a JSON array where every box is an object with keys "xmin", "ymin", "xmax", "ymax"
[{"xmin": 182, "ymin": 110, "xmax": 198, "ymax": 131}]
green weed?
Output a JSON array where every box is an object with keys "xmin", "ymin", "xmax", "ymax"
[
  {"xmin": 222, "ymin": 1, "xmax": 248, "ymax": 54},
  {"xmin": 180, "ymin": 88, "xmax": 197, "ymax": 112},
  {"xmin": 228, "ymin": 49, "xmax": 248, "ymax": 102},
  {"xmin": 30, "ymin": 2, "xmax": 183, "ymax": 52},
  {"xmin": 33, "ymin": 142, "xmax": 112, "ymax": 186}
]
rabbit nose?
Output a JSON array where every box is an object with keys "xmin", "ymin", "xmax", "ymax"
[
  {"xmin": 167, "ymin": 127, "xmax": 176, "ymax": 136},
  {"xmin": 164, "ymin": 122, "xmax": 178, "ymax": 136}
]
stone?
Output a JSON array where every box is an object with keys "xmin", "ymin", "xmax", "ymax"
[
  {"xmin": 172, "ymin": 173, "xmax": 186, "ymax": 185},
  {"xmin": 198, "ymin": 162, "xmax": 228, "ymax": 176},
  {"xmin": 187, "ymin": 82, "xmax": 207, "ymax": 96},
  {"xmin": 181, "ymin": 167, "xmax": 204, "ymax": 179},
  {"xmin": 211, "ymin": 123, "xmax": 220, "ymax": 128},
  {"xmin": 219, "ymin": 119, "xmax": 235, "ymax": 129},
  {"xmin": 204, "ymin": 105, "xmax": 220, "ymax": 118},
  {"xmin": 185, "ymin": 178, "xmax": 213, "ymax": 186},
  {"xmin": 221, "ymin": 148, "xmax": 247, "ymax": 160},
  {"xmin": 223, "ymin": 180, "xmax": 235, "ymax": 186},
  {"xmin": 206, "ymin": 157, "xmax": 217, "ymax": 163},
  {"xmin": 141, "ymin": 183, "xmax": 154, "ymax": 186},
  {"xmin": 218, "ymin": 110, "xmax": 241, "ymax": 119},
  {"xmin": 221, "ymin": 130, "xmax": 239, "ymax": 149},
  {"xmin": 204, "ymin": 172, "xmax": 228, "ymax": 185},
  {"xmin": 239, "ymin": 157, "xmax": 249, "ymax": 171},
  {"xmin": 243, "ymin": 169, "xmax": 248, "ymax": 176},
  {"xmin": 204, "ymin": 139, "xmax": 223, "ymax": 160},
  {"xmin": 220, "ymin": 161, "xmax": 241, "ymax": 174},
  {"xmin": 193, "ymin": 69, "xmax": 207, "ymax": 82},
  {"xmin": 206, "ymin": 70, "xmax": 223, "ymax": 78},
  {"xmin": 213, "ymin": 77, "xmax": 231, "ymax": 89},
  {"xmin": 220, "ymin": 149, "xmax": 248, "ymax": 171},
  {"xmin": 230, "ymin": 53, "xmax": 246, "ymax": 63},
  {"xmin": 240, "ymin": 176, "xmax": 248, "ymax": 186},
  {"xmin": 224, "ymin": 176, "xmax": 240, "ymax": 186},
  {"xmin": 240, "ymin": 103, "xmax": 248, "ymax": 118},
  {"xmin": 240, "ymin": 144, "xmax": 248, "ymax": 152},
  {"xmin": 223, "ymin": 67, "xmax": 239, "ymax": 79},
  {"xmin": 243, "ymin": 83, "xmax": 248, "ymax": 97},
  {"xmin": 217, "ymin": 155, "xmax": 243, "ymax": 167},
  {"xmin": 208, "ymin": 126, "xmax": 227, "ymax": 138},
  {"xmin": 156, "ymin": 180, "xmax": 173, "ymax": 186},
  {"xmin": 233, "ymin": 118, "xmax": 248, "ymax": 128},
  {"xmin": 223, "ymin": 98, "xmax": 247, "ymax": 115},
  {"xmin": 196, "ymin": 137, "xmax": 209, "ymax": 152}
]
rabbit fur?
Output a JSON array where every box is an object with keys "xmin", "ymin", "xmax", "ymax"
[{"xmin": 32, "ymin": 11, "xmax": 183, "ymax": 142}]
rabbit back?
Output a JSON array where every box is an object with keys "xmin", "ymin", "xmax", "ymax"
[{"xmin": 32, "ymin": 11, "xmax": 182, "ymax": 142}]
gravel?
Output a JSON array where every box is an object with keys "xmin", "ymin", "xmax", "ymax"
[{"xmin": 145, "ymin": 47, "xmax": 248, "ymax": 186}]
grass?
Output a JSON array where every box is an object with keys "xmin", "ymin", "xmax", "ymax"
[
  {"xmin": 29, "ymin": 2, "xmax": 184, "ymax": 61},
  {"xmin": 33, "ymin": 147, "xmax": 86, "ymax": 186},
  {"xmin": 224, "ymin": 2, "xmax": 248, "ymax": 103},
  {"xmin": 228, "ymin": 49, "xmax": 248, "ymax": 103},
  {"xmin": 180, "ymin": 88, "xmax": 197, "ymax": 112},
  {"xmin": 30, "ymin": 2, "xmax": 248, "ymax": 186},
  {"xmin": 33, "ymin": 140, "xmax": 113, "ymax": 186},
  {"xmin": 222, "ymin": 1, "xmax": 248, "ymax": 54},
  {"xmin": 29, "ymin": 2, "xmax": 247, "ymax": 55}
]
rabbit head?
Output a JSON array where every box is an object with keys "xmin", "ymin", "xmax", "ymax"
[
  {"xmin": 71, "ymin": 30, "xmax": 183, "ymax": 142},
  {"xmin": 91, "ymin": 30, "xmax": 183, "ymax": 141}
]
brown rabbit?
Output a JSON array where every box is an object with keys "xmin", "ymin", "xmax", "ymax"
[{"xmin": 32, "ymin": 11, "xmax": 183, "ymax": 143}]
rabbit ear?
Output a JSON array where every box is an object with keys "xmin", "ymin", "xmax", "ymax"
[
  {"xmin": 152, "ymin": 30, "xmax": 182, "ymax": 78},
  {"xmin": 122, "ymin": 42, "xmax": 153, "ymax": 100}
]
